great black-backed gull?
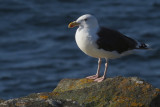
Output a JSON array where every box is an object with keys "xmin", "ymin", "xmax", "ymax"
[{"xmin": 68, "ymin": 14, "xmax": 148, "ymax": 82}]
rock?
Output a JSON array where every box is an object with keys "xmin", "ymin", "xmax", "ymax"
[
  {"xmin": 0, "ymin": 99, "xmax": 4, "ymax": 103},
  {"xmin": 0, "ymin": 76, "xmax": 159, "ymax": 107}
]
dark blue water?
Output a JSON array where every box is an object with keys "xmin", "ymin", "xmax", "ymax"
[{"xmin": 0, "ymin": 0, "xmax": 160, "ymax": 99}]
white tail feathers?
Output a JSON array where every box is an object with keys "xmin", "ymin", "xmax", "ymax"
[{"xmin": 136, "ymin": 42, "xmax": 149, "ymax": 49}]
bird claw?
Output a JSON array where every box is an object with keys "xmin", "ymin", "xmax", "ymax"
[
  {"xmin": 94, "ymin": 76, "xmax": 105, "ymax": 82},
  {"xmin": 86, "ymin": 75, "xmax": 99, "ymax": 79}
]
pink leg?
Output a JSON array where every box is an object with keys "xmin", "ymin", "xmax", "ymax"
[
  {"xmin": 86, "ymin": 58, "xmax": 101, "ymax": 79},
  {"xmin": 94, "ymin": 59, "xmax": 108, "ymax": 82}
]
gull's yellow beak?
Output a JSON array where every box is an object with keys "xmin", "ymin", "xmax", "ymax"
[{"xmin": 68, "ymin": 21, "xmax": 80, "ymax": 28}]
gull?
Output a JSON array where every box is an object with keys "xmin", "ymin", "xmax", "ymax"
[{"xmin": 68, "ymin": 14, "xmax": 148, "ymax": 82}]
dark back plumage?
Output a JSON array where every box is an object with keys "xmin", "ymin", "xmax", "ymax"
[{"xmin": 96, "ymin": 27, "xmax": 138, "ymax": 53}]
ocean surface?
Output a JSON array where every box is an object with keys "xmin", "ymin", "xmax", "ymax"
[{"xmin": 0, "ymin": 0, "xmax": 160, "ymax": 99}]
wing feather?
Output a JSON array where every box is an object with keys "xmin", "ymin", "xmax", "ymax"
[{"xmin": 96, "ymin": 27, "xmax": 137, "ymax": 53}]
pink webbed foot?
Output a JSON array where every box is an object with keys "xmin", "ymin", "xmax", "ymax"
[
  {"xmin": 94, "ymin": 76, "xmax": 106, "ymax": 82},
  {"xmin": 86, "ymin": 75, "xmax": 99, "ymax": 80}
]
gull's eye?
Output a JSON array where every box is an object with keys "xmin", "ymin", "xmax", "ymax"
[{"xmin": 84, "ymin": 18, "xmax": 88, "ymax": 21}]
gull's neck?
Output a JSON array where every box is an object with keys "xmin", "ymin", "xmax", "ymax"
[{"xmin": 78, "ymin": 25, "xmax": 99, "ymax": 33}]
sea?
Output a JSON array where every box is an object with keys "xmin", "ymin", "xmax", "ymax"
[{"xmin": 0, "ymin": 0, "xmax": 160, "ymax": 99}]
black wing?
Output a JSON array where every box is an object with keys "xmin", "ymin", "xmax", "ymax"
[{"xmin": 96, "ymin": 27, "xmax": 138, "ymax": 54}]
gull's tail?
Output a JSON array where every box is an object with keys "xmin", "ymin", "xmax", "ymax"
[{"xmin": 136, "ymin": 42, "xmax": 150, "ymax": 49}]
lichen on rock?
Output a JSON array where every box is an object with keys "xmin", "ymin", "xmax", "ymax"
[{"xmin": 51, "ymin": 76, "xmax": 160, "ymax": 107}]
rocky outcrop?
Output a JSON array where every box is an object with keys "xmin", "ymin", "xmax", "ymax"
[{"xmin": 0, "ymin": 76, "xmax": 160, "ymax": 107}]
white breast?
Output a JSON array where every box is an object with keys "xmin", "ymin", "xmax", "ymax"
[{"xmin": 75, "ymin": 27, "xmax": 97, "ymax": 57}]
